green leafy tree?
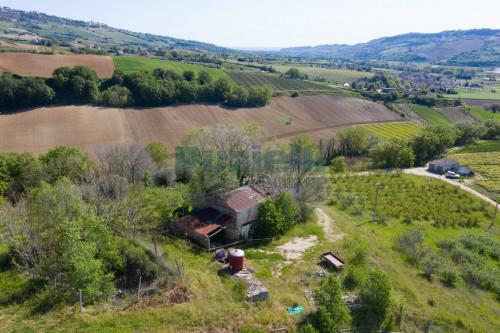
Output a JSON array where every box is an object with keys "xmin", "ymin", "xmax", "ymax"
[
  {"xmin": 197, "ymin": 70, "xmax": 212, "ymax": 85},
  {"xmin": 369, "ymin": 139, "xmax": 414, "ymax": 168},
  {"xmin": 337, "ymin": 127, "xmax": 368, "ymax": 156},
  {"xmin": 313, "ymin": 275, "xmax": 350, "ymax": 332},
  {"xmin": 359, "ymin": 269, "xmax": 391, "ymax": 316},
  {"xmin": 454, "ymin": 121, "xmax": 486, "ymax": 145},
  {"xmin": 286, "ymin": 67, "xmax": 302, "ymax": 79},
  {"xmin": 227, "ymin": 86, "xmax": 249, "ymax": 107},
  {"xmin": 182, "ymin": 70, "xmax": 196, "ymax": 82},
  {"xmin": 142, "ymin": 170, "xmax": 152, "ymax": 188},
  {"xmin": 483, "ymin": 119, "xmax": 500, "ymax": 139},
  {"xmin": 38, "ymin": 145, "xmax": 90, "ymax": 183},
  {"xmin": 145, "ymin": 142, "xmax": 170, "ymax": 167},
  {"xmin": 255, "ymin": 192, "xmax": 299, "ymax": 237},
  {"xmin": 329, "ymin": 156, "xmax": 346, "ymax": 174}
]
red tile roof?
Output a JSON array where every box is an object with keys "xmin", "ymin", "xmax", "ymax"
[{"xmin": 176, "ymin": 208, "xmax": 232, "ymax": 235}]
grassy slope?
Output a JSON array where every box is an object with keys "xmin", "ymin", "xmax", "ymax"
[
  {"xmin": 273, "ymin": 65, "xmax": 375, "ymax": 84},
  {"xmin": 112, "ymin": 56, "xmax": 235, "ymax": 83},
  {"xmin": 408, "ymin": 104, "xmax": 453, "ymax": 125},
  {"xmin": 445, "ymin": 91, "xmax": 500, "ymax": 100},
  {"xmin": 468, "ymin": 106, "xmax": 500, "ymax": 120},
  {"xmin": 1, "ymin": 174, "xmax": 499, "ymax": 332}
]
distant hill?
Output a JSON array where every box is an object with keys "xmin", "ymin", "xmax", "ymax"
[
  {"xmin": 279, "ymin": 29, "xmax": 500, "ymax": 66},
  {"xmin": 0, "ymin": 6, "xmax": 232, "ymax": 54}
]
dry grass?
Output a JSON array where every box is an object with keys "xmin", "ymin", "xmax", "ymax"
[
  {"xmin": 0, "ymin": 95, "xmax": 405, "ymax": 155},
  {"xmin": 0, "ymin": 53, "xmax": 115, "ymax": 78}
]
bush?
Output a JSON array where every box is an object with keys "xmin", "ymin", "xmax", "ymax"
[
  {"xmin": 395, "ymin": 228, "xmax": 426, "ymax": 261},
  {"xmin": 313, "ymin": 275, "xmax": 350, "ymax": 332},
  {"xmin": 350, "ymin": 247, "xmax": 367, "ymax": 266},
  {"xmin": 153, "ymin": 166, "xmax": 176, "ymax": 187},
  {"xmin": 342, "ymin": 266, "xmax": 364, "ymax": 290},
  {"xmin": 440, "ymin": 267, "xmax": 459, "ymax": 287},
  {"xmin": 299, "ymin": 324, "xmax": 318, "ymax": 333},
  {"xmin": 254, "ymin": 192, "xmax": 299, "ymax": 238},
  {"xmin": 113, "ymin": 238, "xmax": 173, "ymax": 289},
  {"xmin": 359, "ymin": 269, "xmax": 391, "ymax": 316},
  {"xmin": 421, "ymin": 251, "xmax": 442, "ymax": 279}
]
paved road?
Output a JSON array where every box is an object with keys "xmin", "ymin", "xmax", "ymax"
[{"xmin": 403, "ymin": 167, "xmax": 498, "ymax": 207}]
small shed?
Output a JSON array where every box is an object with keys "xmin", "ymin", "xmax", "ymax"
[{"xmin": 428, "ymin": 158, "xmax": 459, "ymax": 174}]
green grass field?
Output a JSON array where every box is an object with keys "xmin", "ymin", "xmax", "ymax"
[
  {"xmin": 224, "ymin": 71, "xmax": 337, "ymax": 91},
  {"xmin": 453, "ymin": 140, "xmax": 500, "ymax": 154},
  {"xmin": 360, "ymin": 122, "xmax": 422, "ymax": 140},
  {"xmin": 445, "ymin": 91, "xmax": 500, "ymax": 100},
  {"xmin": 408, "ymin": 104, "xmax": 453, "ymax": 125},
  {"xmin": 273, "ymin": 65, "xmax": 375, "ymax": 84},
  {"xmin": 467, "ymin": 106, "xmax": 500, "ymax": 120},
  {"xmin": 112, "ymin": 56, "xmax": 234, "ymax": 82}
]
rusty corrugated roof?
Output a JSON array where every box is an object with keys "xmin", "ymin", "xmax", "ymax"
[
  {"xmin": 220, "ymin": 186, "xmax": 268, "ymax": 213},
  {"xmin": 176, "ymin": 208, "xmax": 232, "ymax": 235}
]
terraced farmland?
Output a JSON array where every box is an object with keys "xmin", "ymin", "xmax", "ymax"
[
  {"xmin": 360, "ymin": 122, "xmax": 422, "ymax": 140},
  {"xmin": 408, "ymin": 104, "xmax": 453, "ymax": 125},
  {"xmin": 224, "ymin": 71, "xmax": 337, "ymax": 91},
  {"xmin": 437, "ymin": 107, "xmax": 479, "ymax": 123},
  {"xmin": 395, "ymin": 103, "xmax": 429, "ymax": 126}
]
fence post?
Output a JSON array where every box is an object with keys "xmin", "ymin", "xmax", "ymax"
[
  {"xmin": 137, "ymin": 276, "xmax": 142, "ymax": 302},
  {"xmin": 175, "ymin": 258, "xmax": 183, "ymax": 279},
  {"xmin": 79, "ymin": 290, "xmax": 82, "ymax": 312},
  {"xmin": 154, "ymin": 236, "xmax": 157, "ymax": 256},
  {"xmin": 490, "ymin": 203, "xmax": 498, "ymax": 229},
  {"xmin": 373, "ymin": 184, "xmax": 380, "ymax": 223}
]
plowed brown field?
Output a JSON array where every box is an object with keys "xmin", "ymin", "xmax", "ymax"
[
  {"xmin": 0, "ymin": 95, "xmax": 406, "ymax": 155},
  {"xmin": 0, "ymin": 53, "xmax": 115, "ymax": 78}
]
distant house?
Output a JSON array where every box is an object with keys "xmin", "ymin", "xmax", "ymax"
[
  {"xmin": 170, "ymin": 180, "xmax": 301, "ymax": 248},
  {"xmin": 343, "ymin": 83, "xmax": 350, "ymax": 87},
  {"xmin": 428, "ymin": 158, "xmax": 459, "ymax": 173}
]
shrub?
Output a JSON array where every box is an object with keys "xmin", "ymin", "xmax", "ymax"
[
  {"xmin": 421, "ymin": 251, "xmax": 442, "ymax": 279},
  {"xmin": 440, "ymin": 267, "xmax": 459, "ymax": 287},
  {"xmin": 153, "ymin": 166, "xmax": 176, "ymax": 187},
  {"xmin": 299, "ymin": 324, "xmax": 318, "ymax": 333},
  {"xmin": 395, "ymin": 228, "xmax": 426, "ymax": 261},
  {"xmin": 254, "ymin": 192, "xmax": 299, "ymax": 238},
  {"xmin": 350, "ymin": 248, "xmax": 367, "ymax": 266},
  {"xmin": 359, "ymin": 269, "xmax": 391, "ymax": 316},
  {"xmin": 312, "ymin": 275, "xmax": 350, "ymax": 332},
  {"xmin": 342, "ymin": 266, "xmax": 364, "ymax": 290}
]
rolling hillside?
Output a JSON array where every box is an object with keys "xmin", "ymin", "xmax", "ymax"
[
  {"xmin": 279, "ymin": 29, "xmax": 500, "ymax": 66},
  {"xmin": 0, "ymin": 95, "xmax": 405, "ymax": 155},
  {"xmin": 0, "ymin": 6, "xmax": 232, "ymax": 54}
]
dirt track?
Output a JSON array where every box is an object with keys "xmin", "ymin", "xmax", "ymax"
[
  {"xmin": 0, "ymin": 53, "xmax": 115, "ymax": 78},
  {"xmin": 403, "ymin": 167, "xmax": 497, "ymax": 207},
  {"xmin": 0, "ymin": 95, "xmax": 405, "ymax": 155}
]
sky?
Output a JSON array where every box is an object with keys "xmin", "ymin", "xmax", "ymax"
[{"xmin": 1, "ymin": 0, "xmax": 499, "ymax": 48}]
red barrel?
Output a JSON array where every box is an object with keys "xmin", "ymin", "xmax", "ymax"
[{"xmin": 229, "ymin": 249, "xmax": 245, "ymax": 271}]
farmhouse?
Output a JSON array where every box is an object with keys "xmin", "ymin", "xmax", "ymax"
[
  {"xmin": 428, "ymin": 158, "xmax": 459, "ymax": 173},
  {"xmin": 170, "ymin": 180, "xmax": 301, "ymax": 248}
]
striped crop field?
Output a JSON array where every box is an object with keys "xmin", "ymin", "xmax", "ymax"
[
  {"xmin": 224, "ymin": 71, "xmax": 337, "ymax": 91},
  {"xmin": 360, "ymin": 122, "xmax": 422, "ymax": 140}
]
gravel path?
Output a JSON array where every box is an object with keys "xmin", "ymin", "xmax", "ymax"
[
  {"xmin": 403, "ymin": 167, "xmax": 497, "ymax": 207},
  {"xmin": 315, "ymin": 207, "xmax": 345, "ymax": 241}
]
